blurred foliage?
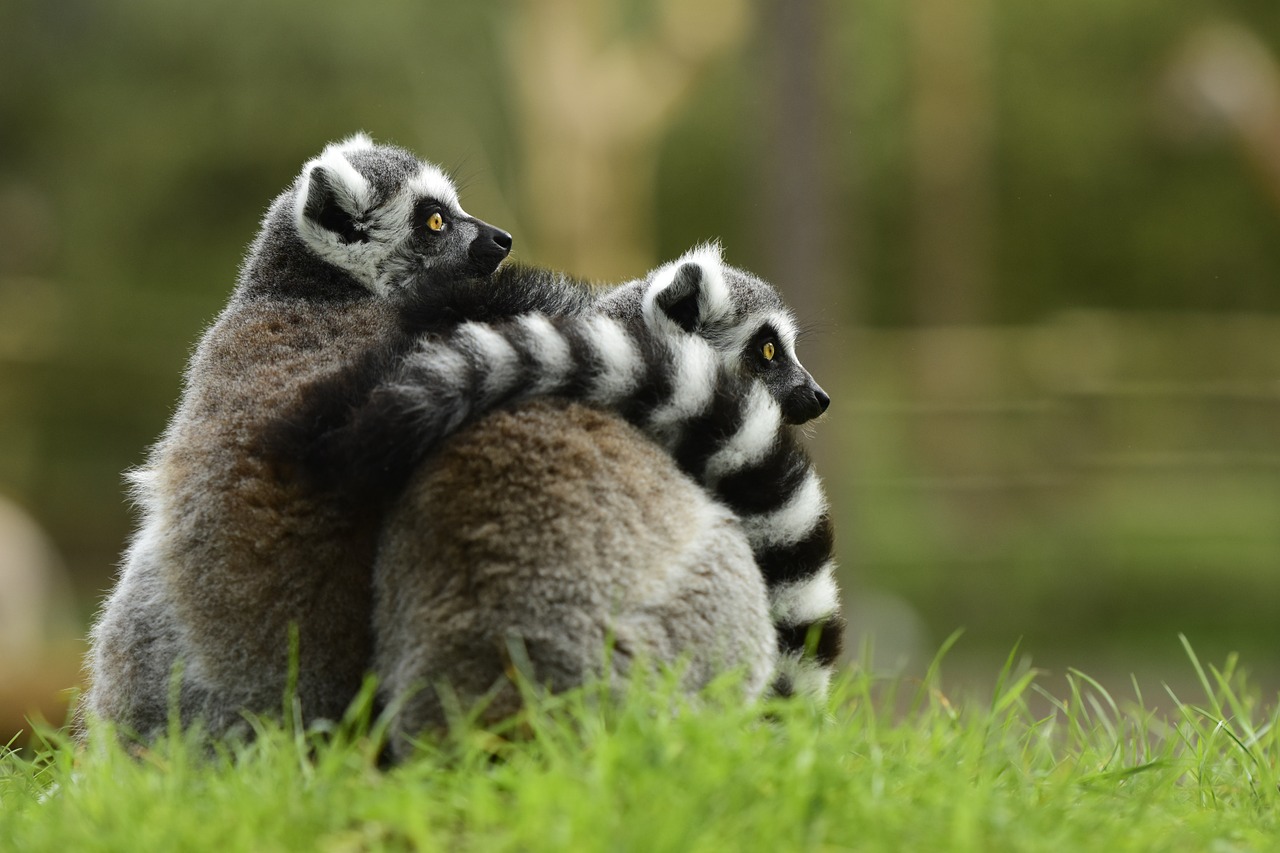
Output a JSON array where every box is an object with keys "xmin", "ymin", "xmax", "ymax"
[
  {"xmin": 837, "ymin": 314, "xmax": 1280, "ymax": 671},
  {"xmin": 1, "ymin": 0, "xmax": 1279, "ymax": 679}
]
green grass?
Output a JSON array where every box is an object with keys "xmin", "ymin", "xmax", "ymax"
[{"xmin": 2, "ymin": 636, "xmax": 1277, "ymax": 852}]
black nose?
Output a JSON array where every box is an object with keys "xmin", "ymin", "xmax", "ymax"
[
  {"xmin": 814, "ymin": 386, "xmax": 830, "ymax": 414},
  {"xmin": 468, "ymin": 222, "xmax": 513, "ymax": 275},
  {"xmin": 489, "ymin": 227, "xmax": 513, "ymax": 254},
  {"xmin": 783, "ymin": 382, "xmax": 831, "ymax": 425}
]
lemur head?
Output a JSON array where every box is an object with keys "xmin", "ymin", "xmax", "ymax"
[
  {"xmin": 268, "ymin": 133, "xmax": 511, "ymax": 298},
  {"xmin": 643, "ymin": 244, "xmax": 830, "ymax": 425}
]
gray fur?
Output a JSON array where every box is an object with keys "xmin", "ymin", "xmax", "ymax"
[
  {"xmin": 83, "ymin": 136, "xmax": 512, "ymax": 740},
  {"xmin": 373, "ymin": 400, "xmax": 776, "ymax": 755}
]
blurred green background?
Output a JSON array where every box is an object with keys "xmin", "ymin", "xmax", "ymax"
[{"xmin": 2, "ymin": 0, "xmax": 1279, "ymax": 729}]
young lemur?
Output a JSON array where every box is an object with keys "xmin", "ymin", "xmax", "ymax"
[
  {"xmin": 369, "ymin": 249, "xmax": 842, "ymax": 676},
  {"xmin": 84, "ymin": 134, "xmax": 515, "ymax": 738},
  {"xmin": 357, "ymin": 250, "xmax": 844, "ymax": 747}
]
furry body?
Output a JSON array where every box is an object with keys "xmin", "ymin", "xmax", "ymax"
[
  {"xmin": 84, "ymin": 136, "xmax": 514, "ymax": 737},
  {"xmin": 352, "ymin": 250, "xmax": 843, "ymax": 729},
  {"xmin": 375, "ymin": 400, "xmax": 777, "ymax": 749}
]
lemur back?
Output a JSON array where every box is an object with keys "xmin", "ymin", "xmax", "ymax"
[
  {"xmin": 83, "ymin": 136, "xmax": 514, "ymax": 739},
  {"xmin": 375, "ymin": 399, "xmax": 777, "ymax": 752}
]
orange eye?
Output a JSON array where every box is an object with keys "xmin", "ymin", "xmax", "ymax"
[
  {"xmin": 762, "ymin": 342, "xmax": 776, "ymax": 361},
  {"xmin": 426, "ymin": 212, "xmax": 444, "ymax": 232}
]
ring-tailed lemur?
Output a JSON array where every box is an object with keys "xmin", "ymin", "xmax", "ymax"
[
  {"xmin": 83, "ymin": 135, "xmax": 516, "ymax": 739},
  {"xmin": 323, "ymin": 248, "xmax": 843, "ymax": 703}
]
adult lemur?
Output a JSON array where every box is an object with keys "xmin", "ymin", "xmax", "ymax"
[{"xmin": 85, "ymin": 134, "xmax": 515, "ymax": 737}]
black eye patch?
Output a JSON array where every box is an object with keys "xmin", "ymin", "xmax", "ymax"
[
  {"xmin": 745, "ymin": 324, "xmax": 783, "ymax": 367},
  {"xmin": 412, "ymin": 200, "xmax": 449, "ymax": 234}
]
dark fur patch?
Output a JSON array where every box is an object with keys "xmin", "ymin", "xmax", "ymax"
[
  {"xmin": 505, "ymin": 321, "xmax": 549, "ymax": 389},
  {"xmin": 753, "ymin": 514, "xmax": 835, "ymax": 587},
  {"xmin": 670, "ymin": 373, "xmax": 749, "ymax": 478},
  {"xmin": 617, "ymin": 335, "xmax": 676, "ymax": 425},
  {"xmin": 258, "ymin": 262, "xmax": 594, "ymax": 509},
  {"xmin": 254, "ymin": 336, "xmax": 427, "ymax": 511},
  {"xmin": 245, "ymin": 230, "xmax": 371, "ymax": 301},
  {"xmin": 556, "ymin": 320, "xmax": 606, "ymax": 401},
  {"xmin": 397, "ymin": 264, "xmax": 594, "ymax": 334},
  {"xmin": 712, "ymin": 432, "xmax": 811, "ymax": 516},
  {"xmin": 654, "ymin": 263, "xmax": 705, "ymax": 332},
  {"xmin": 776, "ymin": 614, "xmax": 845, "ymax": 665},
  {"xmin": 304, "ymin": 167, "xmax": 368, "ymax": 244}
]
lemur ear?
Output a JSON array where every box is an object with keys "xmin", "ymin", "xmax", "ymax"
[
  {"xmin": 654, "ymin": 263, "xmax": 705, "ymax": 332},
  {"xmin": 300, "ymin": 166, "xmax": 369, "ymax": 244}
]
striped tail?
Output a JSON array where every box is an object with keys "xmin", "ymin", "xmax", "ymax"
[
  {"xmin": 382, "ymin": 311, "xmax": 843, "ymax": 697},
  {"xmin": 657, "ymin": 369, "xmax": 845, "ymax": 698}
]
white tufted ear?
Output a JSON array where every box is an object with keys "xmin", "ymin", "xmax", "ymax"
[
  {"xmin": 334, "ymin": 131, "xmax": 374, "ymax": 153},
  {"xmin": 294, "ymin": 139, "xmax": 374, "ymax": 235},
  {"xmin": 292, "ymin": 138, "xmax": 380, "ymax": 288},
  {"xmin": 674, "ymin": 241, "xmax": 726, "ymax": 275},
  {"xmin": 642, "ymin": 242, "xmax": 731, "ymax": 333}
]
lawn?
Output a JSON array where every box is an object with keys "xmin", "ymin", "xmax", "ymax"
[{"xmin": 2, "ymin": 636, "xmax": 1276, "ymax": 852}]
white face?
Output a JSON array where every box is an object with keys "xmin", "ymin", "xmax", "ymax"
[
  {"xmin": 642, "ymin": 245, "xmax": 796, "ymax": 368},
  {"xmin": 292, "ymin": 134, "xmax": 480, "ymax": 297},
  {"xmin": 642, "ymin": 247, "xmax": 826, "ymax": 424}
]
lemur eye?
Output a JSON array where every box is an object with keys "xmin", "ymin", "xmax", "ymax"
[
  {"xmin": 762, "ymin": 342, "xmax": 776, "ymax": 361},
  {"xmin": 426, "ymin": 212, "xmax": 445, "ymax": 232}
]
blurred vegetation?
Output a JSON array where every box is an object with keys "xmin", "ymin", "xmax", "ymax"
[{"xmin": 2, "ymin": 0, "xmax": 1279, "ymax": 712}]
